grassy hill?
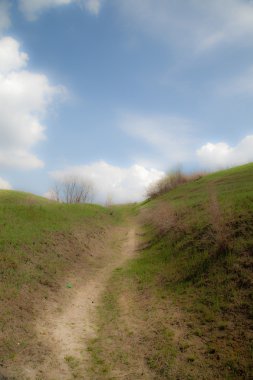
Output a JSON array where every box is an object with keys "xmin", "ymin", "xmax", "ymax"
[
  {"xmin": 0, "ymin": 164, "xmax": 252, "ymax": 379},
  {"xmin": 0, "ymin": 191, "xmax": 116, "ymax": 364},
  {"xmin": 89, "ymin": 163, "xmax": 253, "ymax": 379}
]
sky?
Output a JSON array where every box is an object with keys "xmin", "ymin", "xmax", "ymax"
[{"xmin": 0, "ymin": 0, "xmax": 253, "ymax": 203}]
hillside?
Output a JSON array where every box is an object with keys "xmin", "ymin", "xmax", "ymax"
[
  {"xmin": 89, "ymin": 163, "xmax": 253, "ymax": 379},
  {"xmin": 0, "ymin": 191, "xmax": 126, "ymax": 378},
  {"xmin": 0, "ymin": 164, "xmax": 252, "ymax": 379}
]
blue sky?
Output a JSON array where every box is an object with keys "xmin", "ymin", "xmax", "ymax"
[{"xmin": 0, "ymin": 0, "xmax": 253, "ymax": 203}]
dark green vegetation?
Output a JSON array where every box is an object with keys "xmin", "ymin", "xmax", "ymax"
[
  {"xmin": 89, "ymin": 163, "xmax": 253, "ymax": 379},
  {"xmin": 0, "ymin": 191, "xmax": 114, "ymax": 363}
]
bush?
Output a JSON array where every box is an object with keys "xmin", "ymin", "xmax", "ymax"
[{"xmin": 147, "ymin": 169, "xmax": 204, "ymax": 199}]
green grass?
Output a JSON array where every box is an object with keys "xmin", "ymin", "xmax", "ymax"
[
  {"xmin": 90, "ymin": 163, "xmax": 253, "ymax": 379},
  {"xmin": 0, "ymin": 190, "xmax": 116, "ymax": 362},
  {"xmin": 0, "ymin": 190, "xmax": 111, "ymax": 293},
  {"xmin": 127, "ymin": 163, "xmax": 253, "ymax": 378},
  {"xmin": 1, "ymin": 163, "xmax": 253, "ymax": 378}
]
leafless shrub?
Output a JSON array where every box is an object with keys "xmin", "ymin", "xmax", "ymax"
[
  {"xmin": 141, "ymin": 201, "xmax": 186, "ymax": 237},
  {"xmin": 147, "ymin": 169, "xmax": 205, "ymax": 199},
  {"xmin": 50, "ymin": 176, "xmax": 94, "ymax": 204}
]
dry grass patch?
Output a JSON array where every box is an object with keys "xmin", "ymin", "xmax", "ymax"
[
  {"xmin": 88, "ymin": 266, "xmax": 221, "ymax": 380},
  {"xmin": 147, "ymin": 169, "xmax": 205, "ymax": 199}
]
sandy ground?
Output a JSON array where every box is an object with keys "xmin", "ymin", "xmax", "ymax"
[{"xmin": 5, "ymin": 226, "xmax": 136, "ymax": 380}]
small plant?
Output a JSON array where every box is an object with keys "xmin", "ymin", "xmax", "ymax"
[
  {"xmin": 187, "ymin": 355, "xmax": 196, "ymax": 362},
  {"xmin": 64, "ymin": 355, "xmax": 80, "ymax": 369},
  {"xmin": 179, "ymin": 342, "xmax": 190, "ymax": 352},
  {"xmin": 193, "ymin": 328, "xmax": 203, "ymax": 337}
]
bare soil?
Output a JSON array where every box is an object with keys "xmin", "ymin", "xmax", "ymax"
[{"xmin": 2, "ymin": 226, "xmax": 136, "ymax": 380}]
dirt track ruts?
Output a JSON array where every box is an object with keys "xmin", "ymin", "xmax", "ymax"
[{"xmin": 19, "ymin": 226, "xmax": 136, "ymax": 380}]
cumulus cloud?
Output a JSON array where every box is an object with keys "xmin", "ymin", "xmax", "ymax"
[
  {"xmin": 115, "ymin": 0, "xmax": 253, "ymax": 52},
  {"xmin": 0, "ymin": 36, "xmax": 28, "ymax": 74},
  {"xmin": 120, "ymin": 113, "xmax": 198, "ymax": 167},
  {"xmin": 197, "ymin": 135, "xmax": 253, "ymax": 169},
  {"xmin": 0, "ymin": 1, "xmax": 11, "ymax": 33},
  {"xmin": 0, "ymin": 36, "xmax": 64, "ymax": 170},
  {"xmin": 19, "ymin": 0, "xmax": 102, "ymax": 20},
  {"xmin": 50, "ymin": 161, "xmax": 164, "ymax": 204},
  {"xmin": 0, "ymin": 177, "xmax": 12, "ymax": 190}
]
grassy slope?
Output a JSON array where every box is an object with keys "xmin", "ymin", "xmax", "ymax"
[
  {"xmin": 89, "ymin": 163, "xmax": 253, "ymax": 379},
  {"xmin": 1, "ymin": 164, "xmax": 252, "ymax": 379},
  {"xmin": 0, "ymin": 190, "xmax": 116, "ymax": 364}
]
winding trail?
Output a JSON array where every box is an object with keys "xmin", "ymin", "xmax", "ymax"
[{"xmin": 22, "ymin": 226, "xmax": 136, "ymax": 379}]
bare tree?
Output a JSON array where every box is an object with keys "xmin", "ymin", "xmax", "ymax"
[{"xmin": 51, "ymin": 175, "xmax": 94, "ymax": 204}]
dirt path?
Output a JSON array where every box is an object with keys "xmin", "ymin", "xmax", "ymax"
[{"xmin": 20, "ymin": 226, "xmax": 137, "ymax": 380}]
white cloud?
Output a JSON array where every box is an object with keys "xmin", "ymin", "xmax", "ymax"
[
  {"xmin": 122, "ymin": 114, "xmax": 253, "ymax": 172},
  {"xmin": 19, "ymin": 0, "xmax": 102, "ymax": 20},
  {"xmin": 0, "ymin": 36, "xmax": 64, "ymax": 170},
  {"xmin": 0, "ymin": 36, "xmax": 28, "ymax": 74},
  {"xmin": 0, "ymin": 177, "xmax": 12, "ymax": 190},
  {"xmin": 0, "ymin": 1, "xmax": 11, "ymax": 33},
  {"xmin": 0, "ymin": 150, "xmax": 44, "ymax": 170},
  {"xmin": 120, "ymin": 113, "xmax": 198, "ymax": 168},
  {"xmin": 115, "ymin": 0, "xmax": 253, "ymax": 52},
  {"xmin": 197, "ymin": 135, "xmax": 253, "ymax": 169},
  {"xmin": 50, "ymin": 161, "xmax": 164, "ymax": 204},
  {"xmin": 83, "ymin": 0, "xmax": 102, "ymax": 15}
]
